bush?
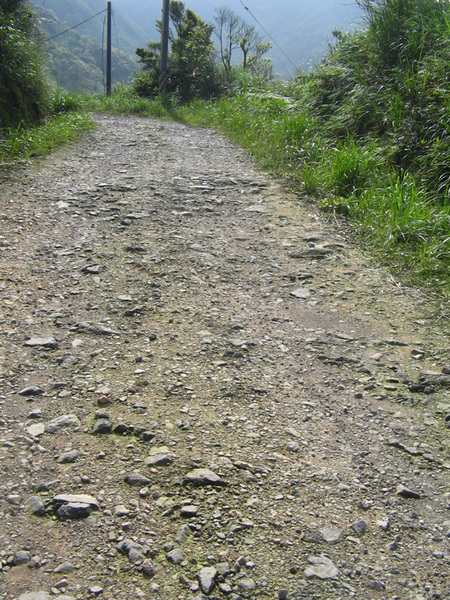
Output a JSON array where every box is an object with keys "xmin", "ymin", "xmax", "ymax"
[{"xmin": 0, "ymin": 0, "xmax": 49, "ymax": 128}]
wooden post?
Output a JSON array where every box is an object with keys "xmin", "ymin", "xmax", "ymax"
[
  {"xmin": 106, "ymin": 1, "xmax": 112, "ymax": 96},
  {"xmin": 159, "ymin": 0, "xmax": 169, "ymax": 96}
]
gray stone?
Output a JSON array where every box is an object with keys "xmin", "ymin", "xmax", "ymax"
[
  {"xmin": 25, "ymin": 496, "xmax": 46, "ymax": 516},
  {"xmin": 142, "ymin": 558, "xmax": 155, "ymax": 577},
  {"xmin": 183, "ymin": 468, "xmax": 226, "ymax": 487},
  {"xmin": 19, "ymin": 386, "xmax": 44, "ymax": 397},
  {"xmin": 45, "ymin": 414, "xmax": 81, "ymax": 433},
  {"xmin": 124, "ymin": 471, "xmax": 150, "ymax": 487},
  {"xmin": 396, "ymin": 484, "xmax": 421, "ymax": 499},
  {"xmin": 145, "ymin": 450, "xmax": 173, "ymax": 467},
  {"xmin": 180, "ymin": 505, "xmax": 198, "ymax": 517},
  {"xmin": 351, "ymin": 520, "xmax": 368, "ymax": 537},
  {"xmin": 304, "ymin": 555, "xmax": 338, "ymax": 580},
  {"xmin": 14, "ymin": 551, "xmax": 31, "ymax": 565},
  {"xmin": 18, "ymin": 594, "xmax": 51, "ymax": 600},
  {"xmin": 291, "ymin": 288, "xmax": 311, "ymax": 299},
  {"xmin": 56, "ymin": 502, "xmax": 92, "ymax": 521},
  {"xmin": 25, "ymin": 336, "xmax": 59, "ymax": 349},
  {"xmin": 91, "ymin": 420, "xmax": 112, "ymax": 435},
  {"xmin": 53, "ymin": 494, "xmax": 99, "ymax": 510},
  {"xmin": 176, "ymin": 524, "xmax": 191, "ymax": 543},
  {"xmin": 366, "ymin": 580, "xmax": 386, "ymax": 591},
  {"xmin": 166, "ymin": 548, "xmax": 185, "ymax": 565},
  {"xmin": 117, "ymin": 538, "xmax": 144, "ymax": 561},
  {"xmin": 198, "ymin": 566, "xmax": 218, "ymax": 595},
  {"xmin": 54, "ymin": 562, "xmax": 75, "ymax": 573},
  {"xmin": 57, "ymin": 450, "xmax": 80, "ymax": 464},
  {"xmin": 236, "ymin": 577, "xmax": 256, "ymax": 591},
  {"xmin": 319, "ymin": 527, "xmax": 343, "ymax": 544}
]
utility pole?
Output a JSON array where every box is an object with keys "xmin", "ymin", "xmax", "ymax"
[
  {"xmin": 159, "ymin": 0, "xmax": 170, "ymax": 96},
  {"xmin": 106, "ymin": 1, "xmax": 112, "ymax": 96}
]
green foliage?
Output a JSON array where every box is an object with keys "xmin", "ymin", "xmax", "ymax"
[
  {"xmin": 134, "ymin": 1, "xmax": 222, "ymax": 102},
  {"xmin": 0, "ymin": 0, "xmax": 49, "ymax": 128},
  {"xmin": 0, "ymin": 112, "xmax": 93, "ymax": 163}
]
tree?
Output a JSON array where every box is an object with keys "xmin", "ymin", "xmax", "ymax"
[
  {"xmin": 214, "ymin": 7, "xmax": 243, "ymax": 78},
  {"xmin": 134, "ymin": 1, "xmax": 219, "ymax": 101},
  {"xmin": 0, "ymin": 0, "xmax": 48, "ymax": 128},
  {"xmin": 238, "ymin": 24, "xmax": 272, "ymax": 74}
]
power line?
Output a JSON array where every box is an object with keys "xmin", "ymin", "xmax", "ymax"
[
  {"xmin": 47, "ymin": 9, "xmax": 106, "ymax": 41},
  {"xmin": 238, "ymin": 0, "xmax": 298, "ymax": 72}
]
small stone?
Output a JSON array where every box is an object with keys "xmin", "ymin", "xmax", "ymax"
[
  {"xmin": 142, "ymin": 559, "xmax": 155, "ymax": 578},
  {"xmin": 91, "ymin": 420, "xmax": 112, "ymax": 435},
  {"xmin": 45, "ymin": 414, "xmax": 81, "ymax": 434},
  {"xmin": 166, "ymin": 548, "xmax": 185, "ymax": 565},
  {"xmin": 27, "ymin": 423, "xmax": 45, "ymax": 437},
  {"xmin": 396, "ymin": 484, "xmax": 421, "ymax": 499},
  {"xmin": 7, "ymin": 494, "xmax": 21, "ymax": 505},
  {"xmin": 14, "ymin": 551, "xmax": 31, "ymax": 565},
  {"xmin": 145, "ymin": 447, "xmax": 173, "ymax": 467},
  {"xmin": 57, "ymin": 450, "xmax": 80, "ymax": 464},
  {"xmin": 180, "ymin": 505, "xmax": 198, "ymax": 518},
  {"xmin": 291, "ymin": 288, "xmax": 311, "ymax": 299},
  {"xmin": 366, "ymin": 580, "xmax": 386, "ymax": 591},
  {"xmin": 117, "ymin": 539, "xmax": 146, "ymax": 564},
  {"xmin": 124, "ymin": 472, "xmax": 150, "ymax": 487},
  {"xmin": 236, "ymin": 577, "xmax": 256, "ymax": 591},
  {"xmin": 54, "ymin": 562, "xmax": 75, "ymax": 574},
  {"xmin": 183, "ymin": 468, "xmax": 226, "ymax": 487},
  {"xmin": 198, "ymin": 566, "xmax": 218, "ymax": 595},
  {"xmin": 304, "ymin": 555, "xmax": 338, "ymax": 580},
  {"xmin": 351, "ymin": 520, "xmax": 368, "ymax": 537},
  {"xmin": 19, "ymin": 386, "xmax": 44, "ymax": 397},
  {"xmin": 56, "ymin": 502, "xmax": 92, "ymax": 521},
  {"xmin": 176, "ymin": 524, "xmax": 191, "ymax": 543},
  {"xmin": 53, "ymin": 494, "xmax": 99, "ymax": 510},
  {"xmin": 88, "ymin": 586, "xmax": 103, "ymax": 596},
  {"xmin": 25, "ymin": 336, "xmax": 59, "ymax": 349},
  {"xmin": 25, "ymin": 496, "xmax": 45, "ymax": 516},
  {"xmin": 319, "ymin": 527, "xmax": 343, "ymax": 544},
  {"xmin": 18, "ymin": 594, "xmax": 51, "ymax": 600}
]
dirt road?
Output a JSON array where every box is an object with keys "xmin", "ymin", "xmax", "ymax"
[{"xmin": 0, "ymin": 115, "xmax": 449, "ymax": 600}]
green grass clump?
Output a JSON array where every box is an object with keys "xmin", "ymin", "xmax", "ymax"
[{"xmin": 0, "ymin": 112, "xmax": 93, "ymax": 163}]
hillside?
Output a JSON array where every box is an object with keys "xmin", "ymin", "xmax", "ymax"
[{"xmin": 32, "ymin": 0, "xmax": 363, "ymax": 92}]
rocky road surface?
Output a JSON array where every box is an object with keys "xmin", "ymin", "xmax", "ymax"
[{"xmin": 0, "ymin": 114, "xmax": 449, "ymax": 600}]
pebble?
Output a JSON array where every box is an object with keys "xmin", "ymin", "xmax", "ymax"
[
  {"xmin": 91, "ymin": 420, "xmax": 112, "ymax": 435},
  {"xmin": 319, "ymin": 526, "xmax": 343, "ymax": 544},
  {"xmin": 124, "ymin": 471, "xmax": 151, "ymax": 487},
  {"xmin": 198, "ymin": 566, "xmax": 218, "ymax": 594},
  {"xmin": 45, "ymin": 414, "xmax": 81, "ymax": 433},
  {"xmin": 166, "ymin": 548, "xmax": 185, "ymax": 565},
  {"xmin": 351, "ymin": 520, "xmax": 368, "ymax": 537},
  {"xmin": 142, "ymin": 558, "xmax": 155, "ymax": 577},
  {"xmin": 57, "ymin": 450, "xmax": 80, "ymax": 463},
  {"xmin": 18, "ymin": 594, "xmax": 51, "ymax": 600},
  {"xmin": 25, "ymin": 336, "xmax": 59, "ymax": 349},
  {"xmin": 304, "ymin": 555, "xmax": 339, "ymax": 580},
  {"xmin": 25, "ymin": 496, "xmax": 46, "ymax": 516},
  {"xmin": 14, "ymin": 550, "xmax": 31, "ymax": 565},
  {"xmin": 18, "ymin": 386, "xmax": 44, "ymax": 397},
  {"xmin": 397, "ymin": 484, "xmax": 421, "ymax": 499},
  {"xmin": 183, "ymin": 468, "xmax": 226, "ymax": 487}
]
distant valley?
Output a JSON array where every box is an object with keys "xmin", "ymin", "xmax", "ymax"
[{"xmin": 32, "ymin": 0, "xmax": 363, "ymax": 92}]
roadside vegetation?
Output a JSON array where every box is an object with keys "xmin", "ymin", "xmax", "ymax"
[{"xmin": 1, "ymin": 0, "xmax": 449, "ymax": 298}]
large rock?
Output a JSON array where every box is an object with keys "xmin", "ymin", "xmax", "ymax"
[
  {"xmin": 183, "ymin": 468, "xmax": 226, "ymax": 487},
  {"xmin": 304, "ymin": 555, "xmax": 338, "ymax": 580},
  {"xmin": 45, "ymin": 414, "xmax": 81, "ymax": 434}
]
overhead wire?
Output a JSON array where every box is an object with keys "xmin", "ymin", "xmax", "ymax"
[
  {"xmin": 47, "ymin": 9, "xmax": 106, "ymax": 41},
  {"xmin": 238, "ymin": 0, "xmax": 298, "ymax": 72}
]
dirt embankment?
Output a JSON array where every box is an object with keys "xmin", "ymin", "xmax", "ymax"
[{"xmin": 0, "ymin": 115, "xmax": 449, "ymax": 600}]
